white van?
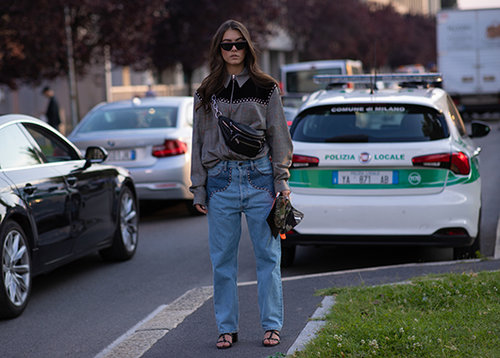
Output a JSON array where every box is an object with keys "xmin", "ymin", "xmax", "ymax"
[{"xmin": 280, "ymin": 59, "xmax": 363, "ymax": 99}]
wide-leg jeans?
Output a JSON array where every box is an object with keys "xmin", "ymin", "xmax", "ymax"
[{"xmin": 206, "ymin": 156, "xmax": 283, "ymax": 334}]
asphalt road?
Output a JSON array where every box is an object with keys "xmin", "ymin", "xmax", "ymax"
[
  {"xmin": 474, "ymin": 119, "xmax": 500, "ymax": 257},
  {"xmin": 0, "ymin": 120, "xmax": 498, "ymax": 358}
]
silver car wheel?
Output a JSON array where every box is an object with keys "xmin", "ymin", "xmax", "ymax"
[
  {"xmin": 2, "ymin": 229, "xmax": 30, "ymax": 307},
  {"xmin": 120, "ymin": 190, "xmax": 138, "ymax": 252}
]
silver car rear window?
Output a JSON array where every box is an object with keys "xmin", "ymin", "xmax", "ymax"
[
  {"xmin": 78, "ymin": 107, "xmax": 178, "ymax": 132},
  {"xmin": 291, "ymin": 104, "xmax": 448, "ymax": 143}
]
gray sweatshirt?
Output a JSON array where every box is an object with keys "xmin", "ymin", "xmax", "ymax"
[{"xmin": 190, "ymin": 68, "xmax": 293, "ymax": 206}]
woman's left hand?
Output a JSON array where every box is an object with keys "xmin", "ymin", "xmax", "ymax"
[{"xmin": 280, "ymin": 190, "xmax": 290, "ymax": 197}]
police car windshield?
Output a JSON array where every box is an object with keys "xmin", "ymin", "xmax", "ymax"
[{"xmin": 291, "ymin": 104, "xmax": 448, "ymax": 143}]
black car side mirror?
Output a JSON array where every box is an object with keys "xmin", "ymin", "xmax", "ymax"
[
  {"xmin": 83, "ymin": 146, "xmax": 108, "ymax": 169},
  {"xmin": 470, "ymin": 121, "xmax": 490, "ymax": 138}
]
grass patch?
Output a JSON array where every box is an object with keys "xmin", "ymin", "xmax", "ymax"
[{"xmin": 290, "ymin": 271, "xmax": 500, "ymax": 357}]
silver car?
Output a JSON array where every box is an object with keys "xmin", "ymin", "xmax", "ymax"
[{"xmin": 68, "ymin": 96, "xmax": 194, "ymax": 205}]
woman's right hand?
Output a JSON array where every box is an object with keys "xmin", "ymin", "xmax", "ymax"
[{"xmin": 195, "ymin": 204, "xmax": 208, "ymax": 215}]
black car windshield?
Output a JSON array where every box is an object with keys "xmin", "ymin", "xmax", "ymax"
[
  {"xmin": 291, "ymin": 104, "xmax": 448, "ymax": 143},
  {"xmin": 78, "ymin": 106, "xmax": 178, "ymax": 133}
]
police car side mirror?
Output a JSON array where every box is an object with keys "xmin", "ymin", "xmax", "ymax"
[{"xmin": 470, "ymin": 121, "xmax": 490, "ymax": 138}]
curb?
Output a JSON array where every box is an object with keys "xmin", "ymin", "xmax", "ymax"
[
  {"xmin": 495, "ymin": 214, "xmax": 500, "ymax": 259},
  {"xmin": 286, "ymin": 295, "xmax": 336, "ymax": 355}
]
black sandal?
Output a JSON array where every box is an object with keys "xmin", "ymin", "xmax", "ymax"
[
  {"xmin": 216, "ymin": 332, "xmax": 238, "ymax": 349},
  {"xmin": 262, "ymin": 330, "xmax": 280, "ymax": 347}
]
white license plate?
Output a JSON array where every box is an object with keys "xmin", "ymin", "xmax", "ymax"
[
  {"xmin": 333, "ymin": 171, "xmax": 395, "ymax": 185},
  {"xmin": 107, "ymin": 149, "xmax": 136, "ymax": 161}
]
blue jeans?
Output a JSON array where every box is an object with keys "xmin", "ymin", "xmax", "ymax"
[{"xmin": 206, "ymin": 156, "xmax": 283, "ymax": 334}]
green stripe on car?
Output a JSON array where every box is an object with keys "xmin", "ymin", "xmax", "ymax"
[{"xmin": 289, "ymin": 166, "xmax": 479, "ymax": 189}]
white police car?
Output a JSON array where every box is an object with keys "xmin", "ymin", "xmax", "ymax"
[{"xmin": 283, "ymin": 74, "xmax": 490, "ymax": 266}]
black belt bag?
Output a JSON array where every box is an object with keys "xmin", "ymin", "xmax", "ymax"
[
  {"xmin": 218, "ymin": 115, "xmax": 266, "ymax": 157},
  {"xmin": 212, "ymin": 95, "xmax": 266, "ymax": 157}
]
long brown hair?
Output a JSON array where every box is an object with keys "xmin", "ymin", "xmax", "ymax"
[{"xmin": 197, "ymin": 19, "xmax": 277, "ymax": 112}]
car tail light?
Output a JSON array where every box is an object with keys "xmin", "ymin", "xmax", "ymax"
[
  {"xmin": 292, "ymin": 154, "xmax": 319, "ymax": 168},
  {"xmin": 434, "ymin": 228, "xmax": 469, "ymax": 237},
  {"xmin": 411, "ymin": 152, "xmax": 470, "ymax": 175},
  {"xmin": 152, "ymin": 139, "xmax": 187, "ymax": 158}
]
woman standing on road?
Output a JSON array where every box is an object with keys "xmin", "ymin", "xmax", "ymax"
[{"xmin": 190, "ymin": 19, "xmax": 292, "ymax": 349}]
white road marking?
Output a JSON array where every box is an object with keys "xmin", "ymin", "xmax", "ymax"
[{"xmin": 94, "ymin": 286, "xmax": 212, "ymax": 358}]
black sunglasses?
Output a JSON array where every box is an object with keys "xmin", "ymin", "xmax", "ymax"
[{"xmin": 220, "ymin": 42, "xmax": 247, "ymax": 51}]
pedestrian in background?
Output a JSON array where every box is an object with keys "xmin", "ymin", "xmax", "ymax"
[
  {"xmin": 145, "ymin": 84, "xmax": 156, "ymax": 97},
  {"xmin": 42, "ymin": 86, "xmax": 61, "ymax": 131},
  {"xmin": 190, "ymin": 19, "xmax": 292, "ymax": 349}
]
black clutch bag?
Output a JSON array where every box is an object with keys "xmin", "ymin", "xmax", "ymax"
[{"xmin": 266, "ymin": 194, "xmax": 304, "ymax": 239}]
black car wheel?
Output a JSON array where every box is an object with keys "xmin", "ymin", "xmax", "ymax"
[
  {"xmin": 281, "ymin": 245, "xmax": 296, "ymax": 268},
  {"xmin": 1, "ymin": 220, "xmax": 31, "ymax": 318},
  {"xmin": 100, "ymin": 186, "xmax": 138, "ymax": 261}
]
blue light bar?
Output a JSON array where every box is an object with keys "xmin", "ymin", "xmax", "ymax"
[{"xmin": 313, "ymin": 73, "xmax": 443, "ymax": 84}]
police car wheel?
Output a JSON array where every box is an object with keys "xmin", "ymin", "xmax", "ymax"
[
  {"xmin": 281, "ymin": 245, "xmax": 296, "ymax": 267},
  {"xmin": 453, "ymin": 210, "xmax": 481, "ymax": 260}
]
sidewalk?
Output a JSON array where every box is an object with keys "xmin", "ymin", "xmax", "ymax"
[{"xmin": 101, "ymin": 258, "xmax": 500, "ymax": 358}]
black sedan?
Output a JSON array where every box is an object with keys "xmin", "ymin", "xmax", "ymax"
[{"xmin": 0, "ymin": 114, "xmax": 138, "ymax": 318}]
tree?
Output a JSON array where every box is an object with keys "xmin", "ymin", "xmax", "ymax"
[
  {"xmin": 0, "ymin": 0, "xmax": 163, "ymax": 89},
  {"xmin": 89, "ymin": 0, "xmax": 163, "ymax": 70},
  {"xmin": 1, "ymin": 0, "xmax": 437, "ymax": 92},
  {"xmin": 150, "ymin": 0, "xmax": 281, "ymax": 95},
  {"xmin": 386, "ymin": 13, "xmax": 436, "ymax": 69},
  {"xmin": 0, "ymin": 0, "xmax": 67, "ymax": 88},
  {"xmin": 282, "ymin": 0, "xmax": 436, "ymax": 71}
]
